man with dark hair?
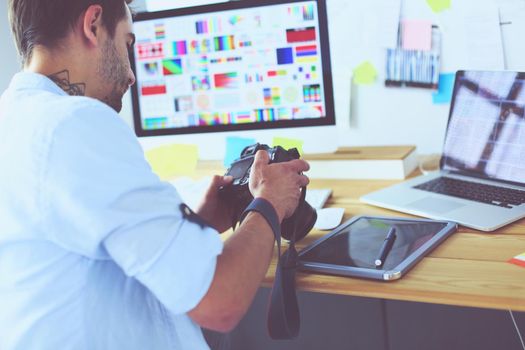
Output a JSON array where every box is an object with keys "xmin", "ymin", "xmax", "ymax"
[{"xmin": 0, "ymin": 1, "xmax": 310, "ymax": 349}]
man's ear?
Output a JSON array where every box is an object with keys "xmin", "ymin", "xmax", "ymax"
[{"xmin": 81, "ymin": 5, "xmax": 104, "ymax": 47}]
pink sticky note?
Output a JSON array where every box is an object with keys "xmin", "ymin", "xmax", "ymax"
[{"xmin": 402, "ymin": 20, "xmax": 432, "ymax": 51}]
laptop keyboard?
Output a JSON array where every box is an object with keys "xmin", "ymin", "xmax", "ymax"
[{"xmin": 413, "ymin": 177, "xmax": 525, "ymax": 209}]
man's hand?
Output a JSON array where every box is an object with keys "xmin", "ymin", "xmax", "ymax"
[
  {"xmin": 189, "ymin": 151, "xmax": 310, "ymax": 332},
  {"xmin": 249, "ymin": 150, "xmax": 310, "ymax": 222},
  {"xmin": 195, "ymin": 175, "xmax": 234, "ymax": 233}
]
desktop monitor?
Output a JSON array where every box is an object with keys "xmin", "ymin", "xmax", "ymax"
[
  {"xmin": 130, "ymin": 0, "xmax": 338, "ymax": 159},
  {"xmin": 145, "ymin": 0, "xmax": 229, "ymax": 12}
]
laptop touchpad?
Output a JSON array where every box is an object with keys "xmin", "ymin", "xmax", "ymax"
[{"xmin": 407, "ymin": 197, "xmax": 465, "ymax": 214}]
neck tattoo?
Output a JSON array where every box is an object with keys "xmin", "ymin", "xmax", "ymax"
[{"xmin": 47, "ymin": 70, "xmax": 86, "ymax": 96}]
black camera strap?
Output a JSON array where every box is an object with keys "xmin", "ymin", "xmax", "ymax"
[
  {"xmin": 266, "ymin": 220, "xmax": 300, "ymax": 340},
  {"xmin": 239, "ymin": 189, "xmax": 306, "ymax": 340}
]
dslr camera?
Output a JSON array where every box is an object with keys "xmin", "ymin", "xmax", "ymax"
[{"xmin": 220, "ymin": 143, "xmax": 317, "ymax": 241}]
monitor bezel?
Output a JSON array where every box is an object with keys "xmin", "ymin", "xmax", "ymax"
[{"xmin": 130, "ymin": 0, "xmax": 336, "ymax": 137}]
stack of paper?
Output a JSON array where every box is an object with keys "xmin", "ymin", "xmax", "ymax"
[{"xmin": 304, "ymin": 146, "xmax": 418, "ymax": 180}]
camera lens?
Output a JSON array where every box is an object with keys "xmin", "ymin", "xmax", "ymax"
[{"xmin": 281, "ymin": 200, "xmax": 317, "ymax": 242}]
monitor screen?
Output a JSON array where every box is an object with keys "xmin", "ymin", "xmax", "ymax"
[
  {"xmin": 130, "ymin": 0, "xmax": 335, "ymax": 137},
  {"xmin": 145, "ymin": 0, "xmax": 229, "ymax": 12},
  {"xmin": 441, "ymin": 71, "xmax": 525, "ymax": 184}
]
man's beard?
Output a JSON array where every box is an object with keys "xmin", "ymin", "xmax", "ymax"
[{"xmin": 97, "ymin": 39, "xmax": 129, "ymax": 112}]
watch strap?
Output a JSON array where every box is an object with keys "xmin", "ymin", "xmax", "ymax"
[{"xmin": 239, "ymin": 197, "xmax": 281, "ymax": 244}]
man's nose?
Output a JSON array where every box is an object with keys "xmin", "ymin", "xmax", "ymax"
[{"xmin": 128, "ymin": 70, "xmax": 136, "ymax": 87}]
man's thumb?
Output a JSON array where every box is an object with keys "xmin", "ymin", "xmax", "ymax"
[{"xmin": 253, "ymin": 149, "xmax": 270, "ymax": 167}]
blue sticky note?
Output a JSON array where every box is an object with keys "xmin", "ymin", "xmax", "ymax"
[
  {"xmin": 432, "ymin": 73, "xmax": 455, "ymax": 104},
  {"xmin": 224, "ymin": 136, "xmax": 256, "ymax": 167}
]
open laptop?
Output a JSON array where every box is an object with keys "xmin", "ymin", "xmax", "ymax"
[{"xmin": 361, "ymin": 70, "xmax": 525, "ymax": 231}]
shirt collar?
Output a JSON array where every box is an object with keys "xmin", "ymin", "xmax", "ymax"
[{"xmin": 9, "ymin": 71, "xmax": 68, "ymax": 96}]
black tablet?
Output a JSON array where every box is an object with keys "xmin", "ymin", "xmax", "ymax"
[{"xmin": 298, "ymin": 216, "xmax": 457, "ymax": 281}]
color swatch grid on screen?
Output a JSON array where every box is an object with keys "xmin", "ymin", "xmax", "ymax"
[
  {"xmin": 286, "ymin": 27, "xmax": 316, "ymax": 43},
  {"xmin": 214, "ymin": 72, "xmax": 239, "ymax": 89},
  {"xmin": 233, "ymin": 111, "xmax": 254, "ymax": 123},
  {"xmin": 229, "ymin": 15, "xmax": 243, "ymax": 25},
  {"xmin": 144, "ymin": 116, "xmax": 168, "ymax": 129},
  {"xmin": 192, "ymin": 76, "xmax": 211, "ymax": 91},
  {"xmin": 174, "ymin": 96, "xmax": 193, "ymax": 112},
  {"xmin": 238, "ymin": 39, "xmax": 252, "ymax": 47},
  {"xmin": 141, "ymin": 82, "xmax": 167, "ymax": 96},
  {"xmin": 303, "ymin": 84, "xmax": 321, "ymax": 102},
  {"xmin": 143, "ymin": 62, "xmax": 159, "ymax": 76},
  {"xmin": 278, "ymin": 107, "xmax": 293, "ymax": 119},
  {"xmin": 264, "ymin": 88, "xmax": 282, "ymax": 106},
  {"xmin": 196, "ymin": 18, "xmax": 222, "ymax": 34},
  {"xmin": 137, "ymin": 43, "xmax": 164, "ymax": 59},
  {"xmin": 255, "ymin": 108, "xmax": 277, "ymax": 121},
  {"xmin": 293, "ymin": 105, "xmax": 323, "ymax": 117},
  {"xmin": 134, "ymin": 1, "xmax": 326, "ymax": 131},
  {"xmin": 172, "ymin": 41, "xmax": 187, "ymax": 56},
  {"xmin": 189, "ymin": 39, "xmax": 212, "ymax": 54},
  {"xmin": 162, "ymin": 59, "xmax": 183, "ymax": 75},
  {"xmin": 198, "ymin": 112, "xmax": 233, "ymax": 125},
  {"xmin": 277, "ymin": 47, "xmax": 294, "ymax": 65},
  {"xmin": 268, "ymin": 70, "xmax": 287, "ymax": 77},
  {"xmin": 155, "ymin": 23, "xmax": 165, "ymax": 39},
  {"xmin": 296, "ymin": 45, "xmax": 317, "ymax": 57},
  {"xmin": 196, "ymin": 56, "xmax": 209, "ymax": 72},
  {"xmin": 214, "ymin": 35, "xmax": 235, "ymax": 51},
  {"xmin": 245, "ymin": 73, "xmax": 264, "ymax": 83},
  {"xmin": 296, "ymin": 44, "xmax": 318, "ymax": 63},
  {"xmin": 288, "ymin": 4, "xmax": 315, "ymax": 21},
  {"xmin": 210, "ymin": 56, "xmax": 242, "ymax": 64}
]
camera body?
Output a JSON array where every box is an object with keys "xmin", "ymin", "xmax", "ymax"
[{"xmin": 221, "ymin": 143, "xmax": 316, "ymax": 241}]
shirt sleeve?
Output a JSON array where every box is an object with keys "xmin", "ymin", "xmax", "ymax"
[{"xmin": 41, "ymin": 99, "xmax": 223, "ymax": 314}]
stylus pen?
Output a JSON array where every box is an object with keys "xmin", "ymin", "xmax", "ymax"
[{"xmin": 375, "ymin": 227, "xmax": 397, "ymax": 268}]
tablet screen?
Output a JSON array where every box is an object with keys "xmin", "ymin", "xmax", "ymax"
[{"xmin": 300, "ymin": 217, "xmax": 448, "ymax": 270}]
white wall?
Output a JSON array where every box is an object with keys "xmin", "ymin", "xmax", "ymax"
[
  {"xmin": 326, "ymin": 0, "xmax": 525, "ymax": 153},
  {"xmin": 1, "ymin": 0, "xmax": 524, "ymax": 154},
  {"xmin": 328, "ymin": 0, "xmax": 452, "ymax": 153},
  {"xmin": 0, "ymin": 0, "xmax": 21, "ymax": 92}
]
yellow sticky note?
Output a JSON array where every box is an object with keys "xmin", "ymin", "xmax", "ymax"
[
  {"xmin": 426, "ymin": 0, "xmax": 451, "ymax": 13},
  {"xmin": 353, "ymin": 61, "xmax": 377, "ymax": 85},
  {"xmin": 272, "ymin": 137, "xmax": 304, "ymax": 156},
  {"xmin": 145, "ymin": 144, "xmax": 198, "ymax": 179}
]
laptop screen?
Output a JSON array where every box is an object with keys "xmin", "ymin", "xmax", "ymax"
[{"xmin": 442, "ymin": 71, "xmax": 525, "ymax": 184}]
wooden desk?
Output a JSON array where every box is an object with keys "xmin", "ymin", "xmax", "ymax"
[{"xmin": 192, "ymin": 163, "xmax": 525, "ymax": 312}]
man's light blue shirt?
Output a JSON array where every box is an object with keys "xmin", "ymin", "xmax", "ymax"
[{"xmin": 0, "ymin": 72, "xmax": 224, "ymax": 349}]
